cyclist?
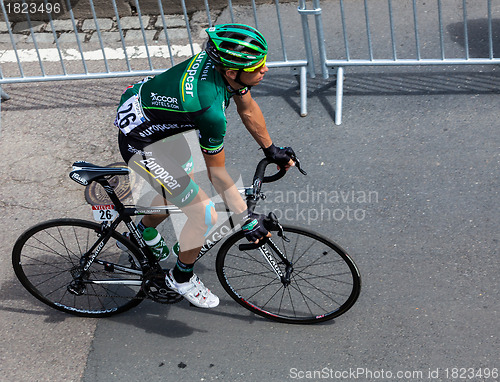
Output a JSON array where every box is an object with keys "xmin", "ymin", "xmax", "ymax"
[{"xmin": 114, "ymin": 24, "xmax": 295, "ymax": 309}]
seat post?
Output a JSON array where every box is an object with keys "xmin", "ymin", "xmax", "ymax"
[{"xmin": 97, "ymin": 179, "xmax": 126, "ymax": 213}]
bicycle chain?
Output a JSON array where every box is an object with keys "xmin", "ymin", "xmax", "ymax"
[
  {"xmin": 77, "ymin": 287, "xmax": 182, "ymax": 304},
  {"xmin": 78, "ymin": 269, "xmax": 183, "ymax": 304}
]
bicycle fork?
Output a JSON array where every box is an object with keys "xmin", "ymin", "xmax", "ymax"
[{"xmin": 240, "ymin": 238, "xmax": 293, "ymax": 287}]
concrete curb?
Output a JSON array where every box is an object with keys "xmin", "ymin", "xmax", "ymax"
[{"xmin": 0, "ymin": 11, "xmax": 211, "ymax": 45}]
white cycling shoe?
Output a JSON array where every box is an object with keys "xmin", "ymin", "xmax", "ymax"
[{"xmin": 165, "ymin": 269, "xmax": 219, "ymax": 309}]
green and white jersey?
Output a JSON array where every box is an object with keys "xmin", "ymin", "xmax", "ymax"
[{"xmin": 115, "ymin": 50, "xmax": 233, "ymax": 155}]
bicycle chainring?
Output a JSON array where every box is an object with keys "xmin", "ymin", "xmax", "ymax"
[{"xmin": 142, "ymin": 269, "xmax": 184, "ymax": 304}]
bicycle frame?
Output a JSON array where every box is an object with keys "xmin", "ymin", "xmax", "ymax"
[
  {"xmin": 83, "ymin": 179, "xmax": 237, "ymax": 275},
  {"xmin": 75, "ymin": 156, "xmax": 300, "ymax": 288},
  {"xmin": 15, "ymin": 156, "xmax": 361, "ymax": 322}
]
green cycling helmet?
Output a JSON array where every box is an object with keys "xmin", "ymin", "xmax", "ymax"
[{"xmin": 205, "ymin": 23, "xmax": 268, "ymax": 69}]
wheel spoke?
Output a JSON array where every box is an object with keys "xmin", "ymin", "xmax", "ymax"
[
  {"xmin": 217, "ymin": 226, "xmax": 360, "ymax": 323},
  {"xmin": 13, "ymin": 219, "xmax": 145, "ymax": 317}
]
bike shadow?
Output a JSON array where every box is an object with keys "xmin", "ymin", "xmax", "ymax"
[
  {"xmin": 107, "ymin": 298, "xmax": 272, "ymax": 339},
  {"xmin": 0, "ymin": 277, "xmax": 86, "ymax": 323},
  {"xmin": 0, "ymin": 278, "xmax": 263, "ymax": 338},
  {"xmin": 2, "ymin": 272, "xmax": 337, "ymax": 335},
  {"xmin": 0, "ymin": 277, "xmax": 254, "ymax": 334},
  {"xmin": 1, "ymin": 281, "xmax": 336, "ymax": 340},
  {"xmin": 111, "ymin": 292, "xmax": 337, "ymax": 337}
]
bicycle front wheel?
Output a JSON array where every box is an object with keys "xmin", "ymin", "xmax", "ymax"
[
  {"xmin": 216, "ymin": 225, "xmax": 361, "ymax": 324},
  {"xmin": 12, "ymin": 219, "xmax": 145, "ymax": 317}
]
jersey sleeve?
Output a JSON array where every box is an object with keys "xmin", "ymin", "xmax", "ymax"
[{"xmin": 195, "ymin": 100, "xmax": 227, "ymax": 155}]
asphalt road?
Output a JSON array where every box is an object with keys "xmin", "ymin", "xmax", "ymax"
[{"xmin": 1, "ymin": 2, "xmax": 499, "ymax": 382}]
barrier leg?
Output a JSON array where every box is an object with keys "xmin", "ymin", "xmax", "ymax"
[
  {"xmin": 1, "ymin": 88, "xmax": 10, "ymax": 101},
  {"xmin": 335, "ymin": 67, "xmax": 344, "ymax": 125},
  {"xmin": 300, "ymin": 66, "xmax": 308, "ymax": 117},
  {"xmin": 0, "ymin": 86, "xmax": 6, "ymax": 136}
]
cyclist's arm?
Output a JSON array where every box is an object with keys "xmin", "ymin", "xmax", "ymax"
[
  {"xmin": 203, "ymin": 149, "xmax": 247, "ymax": 215},
  {"xmin": 233, "ymin": 90, "xmax": 272, "ymax": 149},
  {"xmin": 233, "ymin": 90, "xmax": 294, "ymax": 170}
]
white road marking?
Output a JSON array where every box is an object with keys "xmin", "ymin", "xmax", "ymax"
[{"xmin": 0, "ymin": 44, "xmax": 201, "ymax": 63}]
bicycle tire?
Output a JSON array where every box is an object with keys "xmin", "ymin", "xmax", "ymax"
[
  {"xmin": 216, "ymin": 225, "xmax": 361, "ymax": 324},
  {"xmin": 12, "ymin": 218, "xmax": 145, "ymax": 317}
]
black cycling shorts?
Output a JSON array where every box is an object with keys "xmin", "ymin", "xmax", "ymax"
[{"xmin": 118, "ymin": 132, "xmax": 199, "ymax": 208}]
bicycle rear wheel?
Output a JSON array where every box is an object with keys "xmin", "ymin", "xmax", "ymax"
[
  {"xmin": 12, "ymin": 218, "xmax": 145, "ymax": 317},
  {"xmin": 216, "ymin": 225, "xmax": 361, "ymax": 324}
]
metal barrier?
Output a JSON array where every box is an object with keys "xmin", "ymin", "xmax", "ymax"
[
  {"xmin": 0, "ymin": 0, "xmax": 311, "ymax": 116},
  {"xmin": 3, "ymin": 0, "xmax": 498, "ymax": 126},
  {"xmin": 300, "ymin": 0, "xmax": 500, "ymax": 124}
]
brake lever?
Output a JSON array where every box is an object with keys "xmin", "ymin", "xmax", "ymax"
[
  {"xmin": 265, "ymin": 212, "xmax": 290, "ymax": 242},
  {"xmin": 277, "ymin": 222, "xmax": 290, "ymax": 242},
  {"xmin": 291, "ymin": 155, "xmax": 307, "ymax": 176}
]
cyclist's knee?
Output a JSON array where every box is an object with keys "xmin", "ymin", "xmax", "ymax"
[
  {"xmin": 188, "ymin": 200, "xmax": 217, "ymax": 237},
  {"xmin": 181, "ymin": 194, "xmax": 217, "ymax": 236}
]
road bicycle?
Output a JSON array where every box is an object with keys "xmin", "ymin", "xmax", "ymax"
[{"xmin": 12, "ymin": 156, "xmax": 361, "ymax": 324}]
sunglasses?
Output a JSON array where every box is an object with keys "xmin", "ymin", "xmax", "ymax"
[{"xmin": 231, "ymin": 56, "xmax": 267, "ymax": 72}]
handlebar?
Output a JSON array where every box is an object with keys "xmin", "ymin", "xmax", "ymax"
[
  {"xmin": 252, "ymin": 153, "xmax": 307, "ymax": 187},
  {"xmin": 255, "ymin": 157, "xmax": 286, "ymax": 184},
  {"xmin": 247, "ymin": 153, "xmax": 307, "ymax": 214}
]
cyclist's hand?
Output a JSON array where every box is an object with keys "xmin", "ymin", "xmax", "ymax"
[
  {"xmin": 263, "ymin": 144, "xmax": 296, "ymax": 170},
  {"xmin": 241, "ymin": 213, "xmax": 271, "ymax": 243}
]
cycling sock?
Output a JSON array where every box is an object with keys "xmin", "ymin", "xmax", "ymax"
[
  {"xmin": 137, "ymin": 211, "xmax": 171, "ymax": 234},
  {"xmin": 173, "ymin": 259, "xmax": 194, "ymax": 283}
]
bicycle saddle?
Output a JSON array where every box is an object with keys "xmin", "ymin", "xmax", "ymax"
[{"xmin": 69, "ymin": 161, "xmax": 130, "ymax": 186}]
